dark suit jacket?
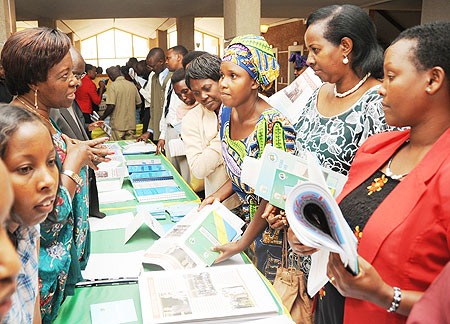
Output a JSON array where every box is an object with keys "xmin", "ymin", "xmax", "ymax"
[{"xmin": 50, "ymin": 100, "xmax": 89, "ymax": 141}]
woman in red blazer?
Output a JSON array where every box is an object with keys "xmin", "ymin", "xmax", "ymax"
[{"xmin": 289, "ymin": 22, "xmax": 450, "ymax": 324}]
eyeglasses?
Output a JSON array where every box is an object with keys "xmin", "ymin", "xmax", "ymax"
[{"xmin": 73, "ymin": 72, "xmax": 87, "ymax": 80}]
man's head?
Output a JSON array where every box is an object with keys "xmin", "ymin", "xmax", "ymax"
[
  {"xmin": 85, "ymin": 64, "xmax": 97, "ymax": 80},
  {"xmin": 146, "ymin": 48, "xmax": 166, "ymax": 75},
  {"xmin": 127, "ymin": 57, "xmax": 138, "ymax": 70},
  {"xmin": 182, "ymin": 51, "xmax": 207, "ymax": 69},
  {"xmin": 171, "ymin": 68, "xmax": 196, "ymax": 106},
  {"xmin": 106, "ymin": 66, "xmax": 121, "ymax": 81},
  {"xmin": 69, "ymin": 47, "xmax": 85, "ymax": 87},
  {"xmin": 135, "ymin": 60, "xmax": 150, "ymax": 79},
  {"xmin": 166, "ymin": 45, "xmax": 188, "ymax": 72}
]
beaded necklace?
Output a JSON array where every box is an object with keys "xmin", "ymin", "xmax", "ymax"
[{"xmin": 334, "ymin": 73, "xmax": 371, "ymax": 98}]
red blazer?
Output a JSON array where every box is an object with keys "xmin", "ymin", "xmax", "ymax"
[
  {"xmin": 75, "ymin": 75, "xmax": 101, "ymax": 114},
  {"xmin": 336, "ymin": 128, "xmax": 450, "ymax": 324}
]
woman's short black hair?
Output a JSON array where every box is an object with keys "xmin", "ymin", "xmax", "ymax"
[
  {"xmin": 185, "ymin": 53, "xmax": 221, "ymax": 89},
  {"xmin": 306, "ymin": 4, "xmax": 384, "ymax": 79},
  {"xmin": 1, "ymin": 27, "xmax": 71, "ymax": 96},
  {"xmin": 171, "ymin": 68, "xmax": 186, "ymax": 85},
  {"xmin": 182, "ymin": 51, "xmax": 207, "ymax": 69},
  {"xmin": 393, "ymin": 22, "xmax": 450, "ymax": 90}
]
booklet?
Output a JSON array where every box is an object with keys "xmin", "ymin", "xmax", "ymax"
[
  {"xmin": 268, "ymin": 67, "xmax": 322, "ymax": 124},
  {"xmin": 138, "ymin": 264, "xmax": 280, "ymax": 324},
  {"xmin": 241, "ymin": 146, "xmax": 347, "ymax": 209},
  {"xmin": 142, "ymin": 201, "xmax": 245, "ymax": 270},
  {"xmin": 285, "ymin": 182, "xmax": 359, "ymax": 297},
  {"xmin": 122, "ymin": 142, "xmax": 157, "ymax": 155}
]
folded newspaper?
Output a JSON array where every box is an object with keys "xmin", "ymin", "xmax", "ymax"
[
  {"xmin": 138, "ymin": 264, "xmax": 280, "ymax": 324},
  {"xmin": 284, "ymin": 154, "xmax": 359, "ymax": 297},
  {"xmin": 142, "ymin": 201, "xmax": 245, "ymax": 270}
]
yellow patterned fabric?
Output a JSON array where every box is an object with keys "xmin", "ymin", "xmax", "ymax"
[{"xmin": 223, "ymin": 34, "xmax": 279, "ymax": 91}]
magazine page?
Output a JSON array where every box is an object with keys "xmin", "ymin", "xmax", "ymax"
[
  {"xmin": 143, "ymin": 201, "xmax": 245, "ymax": 270},
  {"xmin": 268, "ymin": 67, "xmax": 322, "ymax": 124},
  {"xmin": 241, "ymin": 146, "xmax": 347, "ymax": 209},
  {"xmin": 138, "ymin": 264, "xmax": 279, "ymax": 324},
  {"xmin": 285, "ymin": 181, "xmax": 359, "ymax": 297}
]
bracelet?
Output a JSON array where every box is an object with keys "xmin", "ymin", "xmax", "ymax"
[
  {"xmin": 61, "ymin": 170, "xmax": 83, "ymax": 187},
  {"xmin": 387, "ymin": 287, "xmax": 402, "ymax": 313}
]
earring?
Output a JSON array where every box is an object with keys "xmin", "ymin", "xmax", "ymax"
[
  {"xmin": 343, "ymin": 55, "xmax": 349, "ymax": 65},
  {"xmin": 426, "ymin": 87, "xmax": 432, "ymax": 93},
  {"xmin": 34, "ymin": 89, "xmax": 39, "ymax": 109}
]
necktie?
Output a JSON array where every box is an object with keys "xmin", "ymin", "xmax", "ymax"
[{"xmin": 164, "ymin": 82, "xmax": 173, "ymax": 118}]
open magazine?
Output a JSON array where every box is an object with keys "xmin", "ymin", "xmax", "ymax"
[
  {"xmin": 268, "ymin": 67, "xmax": 322, "ymax": 124},
  {"xmin": 142, "ymin": 201, "xmax": 245, "ymax": 270},
  {"xmin": 138, "ymin": 264, "xmax": 280, "ymax": 324},
  {"xmin": 241, "ymin": 146, "xmax": 347, "ymax": 209},
  {"xmin": 284, "ymin": 154, "xmax": 358, "ymax": 297}
]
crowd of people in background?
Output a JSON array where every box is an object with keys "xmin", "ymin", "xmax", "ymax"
[{"xmin": 0, "ymin": 3, "xmax": 449, "ymax": 324}]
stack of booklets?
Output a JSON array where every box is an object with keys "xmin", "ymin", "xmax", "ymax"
[
  {"xmin": 95, "ymin": 143, "xmax": 129, "ymax": 192},
  {"xmin": 138, "ymin": 264, "xmax": 280, "ymax": 323},
  {"xmin": 128, "ymin": 162, "xmax": 186, "ymax": 203},
  {"xmin": 142, "ymin": 201, "xmax": 245, "ymax": 270}
]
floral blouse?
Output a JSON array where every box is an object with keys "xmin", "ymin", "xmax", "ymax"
[{"xmin": 39, "ymin": 121, "xmax": 90, "ymax": 324}]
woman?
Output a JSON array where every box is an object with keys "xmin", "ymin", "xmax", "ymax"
[
  {"xmin": 1, "ymin": 27, "xmax": 111, "ymax": 323},
  {"xmin": 289, "ymin": 22, "xmax": 450, "ymax": 324},
  {"xmin": 0, "ymin": 160, "xmax": 20, "ymax": 321},
  {"xmin": 207, "ymin": 35, "xmax": 296, "ymax": 282},
  {"xmin": 183, "ymin": 53, "xmax": 241, "ymax": 210},
  {"xmin": 289, "ymin": 52, "xmax": 308, "ymax": 78},
  {"xmin": 0, "ymin": 105, "xmax": 59, "ymax": 324}
]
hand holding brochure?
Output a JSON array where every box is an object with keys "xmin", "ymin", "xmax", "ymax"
[
  {"xmin": 143, "ymin": 201, "xmax": 245, "ymax": 270},
  {"xmin": 285, "ymin": 182, "xmax": 359, "ymax": 297}
]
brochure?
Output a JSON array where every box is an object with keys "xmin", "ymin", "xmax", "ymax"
[
  {"xmin": 138, "ymin": 264, "xmax": 280, "ymax": 324},
  {"xmin": 122, "ymin": 142, "xmax": 157, "ymax": 155},
  {"xmin": 143, "ymin": 200, "xmax": 245, "ymax": 270},
  {"xmin": 241, "ymin": 146, "xmax": 347, "ymax": 209}
]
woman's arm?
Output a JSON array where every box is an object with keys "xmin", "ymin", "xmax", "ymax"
[
  {"xmin": 33, "ymin": 240, "xmax": 42, "ymax": 324},
  {"xmin": 198, "ymin": 178, "xmax": 235, "ymax": 210},
  {"xmin": 327, "ymin": 253, "xmax": 423, "ymax": 316}
]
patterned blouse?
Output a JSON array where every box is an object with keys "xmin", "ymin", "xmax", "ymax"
[
  {"xmin": 39, "ymin": 121, "xmax": 90, "ymax": 324},
  {"xmin": 220, "ymin": 106, "xmax": 296, "ymax": 282},
  {"xmin": 294, "ymin": 84, "xmax": 392, "ymax": 176}
]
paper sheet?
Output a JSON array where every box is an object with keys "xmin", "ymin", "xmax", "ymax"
[
  {"xmin": 82, "ymin": 251, "xmax": 144, "ymax": 280},
  {"xmin": 98, "ymin": 189, "xmax": 135, "ymax": 204},
  {"xmin": 90, "ymin": 299, "xmax": 138, "ymax": 324},
  {"xmin": 124, "ymin": 210, "xmax": 165, "ymax": 244},
  {"xmin": 89, "ymin": 212, "xmax": 134, "ymax": 232}
]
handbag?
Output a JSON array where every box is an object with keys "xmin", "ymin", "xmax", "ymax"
[{"xmin": 273, "ymin": 230, "xmax": 314, "ymax": 324}]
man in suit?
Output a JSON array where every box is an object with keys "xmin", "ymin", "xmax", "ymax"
[{"xmin": 50, "ymin": 47, "xmax": 106, "ymax": 218}]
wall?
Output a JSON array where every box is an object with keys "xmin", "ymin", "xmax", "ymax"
[{"xmin": 263, "ymin": 20, "xmax": 306, "ymax": 90}]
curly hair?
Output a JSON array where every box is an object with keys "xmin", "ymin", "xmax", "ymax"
[
  {"xmin": 1, "ymin": 27, "xmax": 71, "ymax": 95},
  {"xmin": 0, "ymin": 104, "xmax": 43, "ymax": 158},
  {"xmin": 185, "ymin": 53, "xmax": 221, "ymax": 89},
  {"xmin": 393, "ymin": 22, "xmax": 450, "ymax": 90},
  {"xmin": 306, "ymin": 4, "xmax": 384, "ymax": 79}
]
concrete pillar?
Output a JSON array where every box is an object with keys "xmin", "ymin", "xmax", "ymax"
[
  {"xmin": 66, "ymin": 32, "xmax": 74, "ymax": 45},
  {"xmin": 224, "ymin": 0, "xmax": 260, "ymax": 45},
  {"xmin": 156, "ymin": 30, "xmax": 167, "ymax": 52},
  {"xmin": 421, "ymin": 0, "xmax": 450, "ymax": 23},
  {"xmin": 149, "ymin": 37, "xmax": 157, "ymax": 49},
  {"xmin": 0, "ymin": 0, "xmax": 16, "ymax": 49},
  {"xmin": 176, "ymin": 16, "xmax": 194, "ymax": 51},
  {"xmin": 38, "ymin": 18, "xmax": 57, "ymax": 29},
  {"xmin": 74, "ymin": 40, "xmax": 81, "ymax": 51}
]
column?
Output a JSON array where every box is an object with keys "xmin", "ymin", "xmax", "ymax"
[
  {"xmin": 421, "ymin": 0, "xmax": 450, "ymax": 23},
  {"xmin": 38, "ymin": 18, "xmax": 57, "ymax": 29},
  {"xmin": 176, "ymin": 16, "xmax": 194, "ymax": 51},
  {"xmin": 156, "ymin": 29, "xmax": 167, "ymax": 52},
  {"xmin": 224, "ymin": 0, "xmax": 260, "ymax": 45},
  {"xmin": 0, "ymin": 0, "xmax": 16, "ymax": 48}
]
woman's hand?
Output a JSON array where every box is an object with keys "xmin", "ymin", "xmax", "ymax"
[
  {"xmin": 198, "ymin": 196, "xmax": 219, "ymax": 211},
  {"xmin": 211, "ymin": 241, "xmax": 243, "ymax": 263},
  {"xmin": 261, "ymin": 203, "xmax": 288, "ymax": 229},
  {"xmin": 327, "ymin": 253, "xmax": 393, "ymax": 308},
  {"xmin": 62, "ymin": 135, "xmax": 112, "ymax": 170},
  {"xmin": 287, "ymin": 227, "xmax": 319, "ymax": 255},
  {"xmin": 88, "ymin": 120, "xmax": 105, "ymax": 131}
]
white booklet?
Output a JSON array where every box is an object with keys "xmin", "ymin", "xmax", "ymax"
[
  {"xmin": 142, "ymin": 201, "xmax": 245, "ymax": 270},
  {"xmin": 285, "ymin": 163, "xmax": 358, "ymax": 297},
  {"xmin": 268, "ymin": 67, "xmax": 322, "ymax": 124},
  {"xmin": 241, "ymin": 146, "xmax": 347, "ymax": 209},
  {"xmin": 138, "ymin": 264, "xmax": 280, "ymax": 324}
]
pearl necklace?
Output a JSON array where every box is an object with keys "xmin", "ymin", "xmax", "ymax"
[
  {"xmin": 334, "ymin": 73, "xmax": 371, "ymax": 98},
  {"xmin": 16, "ymin": 96, "xmax": 58, "ymax": 133},
  {"xmin": 385, "ymin": 140, "xmax": 410, "ymax": 180}
]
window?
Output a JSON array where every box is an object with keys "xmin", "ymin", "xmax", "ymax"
[
  {"xmin": 81, "ymin": 28, "xmax": 149, "ymax": 71},
  {"xmin": 167, "ymin": 29, "xmax": 221, "ymax": 56}
]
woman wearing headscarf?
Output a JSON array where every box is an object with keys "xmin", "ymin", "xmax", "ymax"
[
  {"xmin": 289, "ymin": 52, "xmax": 308, "ymax": 78},
  {"xmin": 208, "ymin": 34, "xmax": 296, "ymax": 282}
]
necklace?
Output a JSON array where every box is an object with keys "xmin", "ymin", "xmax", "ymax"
[
  {"xmin": 334, "ymin": 73, "xmax": 371, "ymax": 98},
  {"xmin": 385, "ymin": 156, "xmax": 409, "ymax": 180},
  {"xmin": 16, "ymin": 96, "xmax": 58, "ymax": 133}
]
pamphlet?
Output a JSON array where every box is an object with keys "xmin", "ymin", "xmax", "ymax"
[
  {"xmin": 138, "ymin": 264, "xmax": 280, "ymax": 324},
  {"xmin": 124, "ymin": 210, "xmax": 166, "ymax": 244},
  {"xmin": 142, "ymin": 201, "xmax": 244, "ymax": 270},
  {"xmin": 122, "ymin": 142, "xmax": 157, "ymax": 155},
  {"xmin": 90, "ymin": 299, "xmax": 138, "ymax": 324}
]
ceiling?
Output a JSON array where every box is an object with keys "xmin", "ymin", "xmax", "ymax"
[{"xmin": 15, "ymin": 0, "xmax": 422, "ymax": 20}]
